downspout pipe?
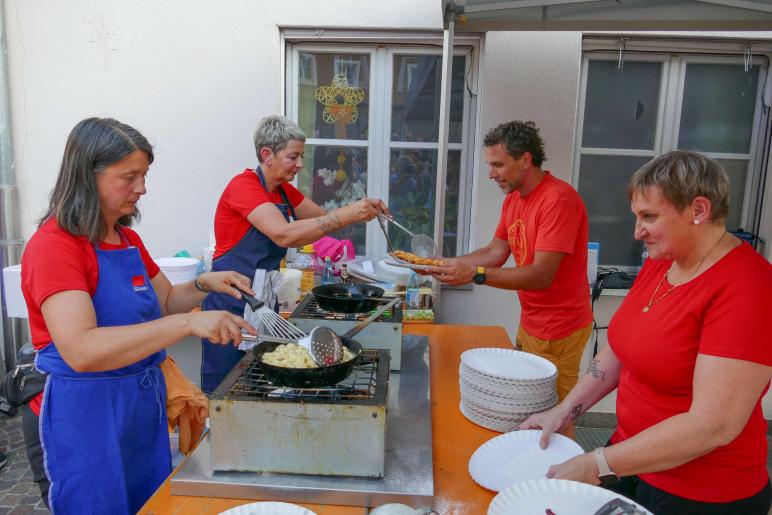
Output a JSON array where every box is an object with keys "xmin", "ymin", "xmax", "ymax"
[{"xmin": 0, "ymin": 0, "xmax": 23, "ymax": 373}]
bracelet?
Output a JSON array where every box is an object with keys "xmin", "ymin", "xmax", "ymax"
[{"xmin": 194, "ymin": 275, "xmax": 209, "ymax": 293}]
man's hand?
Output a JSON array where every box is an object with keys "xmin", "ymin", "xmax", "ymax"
[{"xmin": 426, "ymin": 259, "xmax": 476, "ymax": 285}]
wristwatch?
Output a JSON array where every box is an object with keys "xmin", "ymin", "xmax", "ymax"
[
  {"xmin": 594, "ymin": 447, "xmax": 620, "ymax": 486},
  {"xmin": 473, "ymin": 266, "xmax": 486, "ymax": 285}
]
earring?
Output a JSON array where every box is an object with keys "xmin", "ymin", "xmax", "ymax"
[{"xmin": 693, "ymin": 220, "xmax": 700, "ymax": 225}]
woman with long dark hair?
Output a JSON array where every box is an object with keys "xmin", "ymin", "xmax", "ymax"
[{"xmin": 20, "ymin": 117, "xmax": 255, "ymax": 513}]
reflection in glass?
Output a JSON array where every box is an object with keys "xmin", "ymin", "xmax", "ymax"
[
  {"xmin": 297, "ymin": 144, "xmax": 369, "ymax": 255},
  {"xmin": 715, "ymin": 159, "xmax": 748, "ymax": 231},
  {"xmin": 297, "ymin": 52, "xmax": 370, "ymax": 141},
  {"xmin": 388, "ymin": 149, "xmax": 461, "ymax": 257},
  {"xmin": 578, "ymin": 154, "xmax": 651, "ymax": 266},
  {"xmin": 391, "ymin": 55, "xmax": 465, "ymax": 143},
  {"xmin": 583, "ymin": 61, "xmax": 661, "ymax": 150},
  {"xmin": 679, "ymin": 64, "xmax": 758, "ymax": 154}
]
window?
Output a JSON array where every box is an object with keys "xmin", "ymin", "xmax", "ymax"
[
  {"xmin": 575, "ymin": 49, "xmax": 768, "ymax": 267},
  {"xmin": 286, "ymin": 41, "xmax": 477, "ymax": 258}
]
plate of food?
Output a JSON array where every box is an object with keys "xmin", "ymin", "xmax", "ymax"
[{"xmin": 387, "ymin": 250, "xmax": 447, "ymax": 269}]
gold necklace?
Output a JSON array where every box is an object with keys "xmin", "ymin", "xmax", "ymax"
[{"xmin": 642, "ymin": 231, "xmax": 727, "ymax": 313}]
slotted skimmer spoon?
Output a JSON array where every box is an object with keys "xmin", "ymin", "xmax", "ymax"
[{"xmin": 382, "ymin": 215, "xmax": 438, "ymax": 258}]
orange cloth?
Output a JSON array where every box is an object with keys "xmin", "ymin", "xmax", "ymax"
[{"xmin": 160, "ymin": 356, "xmax": 208, "ymax": 454}]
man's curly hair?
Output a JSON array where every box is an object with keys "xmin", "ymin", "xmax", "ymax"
[{"xmin": 483, "ymin": 120, "xmax": 546, "ymax": 167}]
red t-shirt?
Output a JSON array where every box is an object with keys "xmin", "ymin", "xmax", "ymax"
[
  {"xmin": 213, "ymin": 169, "xmax": 305, "ymax": 259},
  {"xmin": 608, "ymin": 242, "xmax": 772, "ymax": 502},
  {"xmin": 493, "ymin": 172, "xmax": 592, "ymax": 339},
  {"xmin": 21, "ymin": 218, "xmax": 160, "ymax": 415}
]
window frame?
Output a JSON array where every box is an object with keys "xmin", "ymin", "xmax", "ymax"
[
  {"xmin": 573, "ymin": 49, "xmax": 769, "ymax": 269},
  {"xmin": 285, "ymin": 39, "xmax": 480, "ymax": 259}
]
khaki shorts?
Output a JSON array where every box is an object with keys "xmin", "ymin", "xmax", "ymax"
[{"xmin": 516, "ymin": 323, "xmax": 593, "ymax": 440}]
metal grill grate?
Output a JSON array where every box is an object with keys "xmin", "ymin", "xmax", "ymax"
[
  {"xmin": 295, "ymin": 296, "xmax": 399, "ymax": 321},
  {"xmin": 226, "ymin": 350, "xmax": 382, "ymax": 401}
]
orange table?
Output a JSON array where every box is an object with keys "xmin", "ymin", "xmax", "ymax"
[{"xmin": 140, "ymin": 324, "xmax": 511, "ymax": 514}]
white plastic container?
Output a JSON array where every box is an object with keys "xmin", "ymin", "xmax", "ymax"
[
  {"xmin": 1, "ymin": 264, "xmax": 27, "ymax": 318},
  {"xmin": 277, "ymin": 268, "xmax": 302, "ymax": 313},
  {"xmin": 156, "ymin": 257, "xmax": 199, "ymax": 285}
]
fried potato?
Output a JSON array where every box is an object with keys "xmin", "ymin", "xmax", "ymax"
[{"xmin": 390, "ymin": 250, "xmax": 446, "ymax": 267}]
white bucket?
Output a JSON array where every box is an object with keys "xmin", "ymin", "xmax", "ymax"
[
  {"xmin": 277, "ymin": 268, "xmax": 302, "ymax": 312},
  {"xmin": 156, "ymin": 257, "xmax": 199, "ymax": 285}
]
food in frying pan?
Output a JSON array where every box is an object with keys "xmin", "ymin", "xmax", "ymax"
[
  {"xmin": 261, "ymin": 343, "xmax": 356, "ymax": 369},
  {"xmin": 391, "ymin": 250, "xmax": 446, "ymax": 266}
]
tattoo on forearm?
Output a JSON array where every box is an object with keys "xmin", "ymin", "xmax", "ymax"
[
  {"xmin": 315, "ymin": 212, "xmax": 341, "ymax": 234},
  {"xmin": 570, "ymin": 404, "xmax": 584, "ymax": 420},
  {"xmin": 589, "ymin": 359, "xmax": 606, "ymax": 380}
]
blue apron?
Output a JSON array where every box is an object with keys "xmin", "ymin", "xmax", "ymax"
[
  {"xmin": 36, "ymin": 233, "xmax": 170, "ymax": 514},
  {"xmin": 200, "ymin": 166, "xmax": 297, "ymax": 393}
]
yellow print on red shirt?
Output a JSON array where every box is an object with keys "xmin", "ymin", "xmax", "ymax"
[{"xmin": 507, "ymin": 220, "xmax": 527, "ymax": 265}]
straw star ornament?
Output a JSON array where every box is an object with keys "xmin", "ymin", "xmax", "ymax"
[{"xmin": 315, "ymin": 74, "xmax": 365, "ymax": 124}]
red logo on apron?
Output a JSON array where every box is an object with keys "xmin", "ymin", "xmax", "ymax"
[
  {"xmin": 507, "ymin": 220, "xmax": 527, "ymax": 265},
  {"xmin": 131, "ymin": 275, "xmax": 148, "ymax": 292}
]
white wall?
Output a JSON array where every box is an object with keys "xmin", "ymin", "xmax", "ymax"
[{"xmin": 4, "ymin": 0, "xmax": 441, "ymax": 258}]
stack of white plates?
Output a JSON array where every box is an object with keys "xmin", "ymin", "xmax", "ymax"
[
  {"xmin": 156, "ymin": 257, "xmax": 199, "ymax": 285},
  {"xmin": 459, "ymin": 348, "xmax": 558, "ymax": 432}
]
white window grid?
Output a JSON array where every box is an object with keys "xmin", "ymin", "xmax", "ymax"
[{"xmin": 573, "ymin": 51, "xmax": 769, "ymax": 268}]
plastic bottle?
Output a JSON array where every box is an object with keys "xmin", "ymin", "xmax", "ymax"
[
  {"xmin": 295, "ymin": 244, "xmax": 316, "ymax": 295},
  {"xmin": 322, "ymin": 256, "xmax": 334, "ymax": 284},
  {"xmin": 406, "ymin": 271, "xmax": 420, "ymax": 309}
]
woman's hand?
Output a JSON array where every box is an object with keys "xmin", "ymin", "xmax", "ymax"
[
  {"xmin": 546, "ymin": 452, "xmax": 600, "ymax": 485},
  {"xmin": 196, "ymin": 271, "xmax": 254, "ymax": 299},
  {"xmin": 186, "ymin": 310, "xmax": 256, "ymax": 346},
  {"xmin": 344, "ymin": 198, "xmax": 386, "ymax": 224},
  {"xmin": 519, "ymin": 404, "xmax": 571, "ymax": 448}
]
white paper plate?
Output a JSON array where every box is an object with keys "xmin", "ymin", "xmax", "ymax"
[
  {"xmin": 461, "ymin": 363, "xmax": 556, "ymax": 387},
  {"xmin": 383, "ymin": 259, "xmax": 434, "ymax": 271},
  {"xmin": 219, "ymin": 502, "xmax": 316, "ymax": 515},
  {"xmin": 488, "ymin": 479, "xmax": 652, "ymax": 515},
  {"xmin": 460, "ymin": 401, "xmax": 524, "ymax": 432},
  {"xmin": 461, "ymin": 348, "xmax": 557, "ymax": 381},
  {"xmin": 469, "ymin": 430, "xmax": 584, "ymax": 492}
]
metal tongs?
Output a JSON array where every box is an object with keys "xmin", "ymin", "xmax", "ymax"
[{"xmin": 381, "ymin": 214, "xmax": 438, "ymax": 258}]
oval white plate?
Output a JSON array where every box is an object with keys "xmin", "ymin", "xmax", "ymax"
[
  {"xmin": 488, "ymin": 479, "xmax": 652, "ymax": 515},
  {"xmin": 461, "ymin": 348, "xmax": 557, "ymax": 381},
  {"xmin": 219, "ymin": 502, "xmax": 317, "ymax": 515},
  {"xmin": 383, "ymin": 258, "xmax": 434, "ymax": 271},
  {"xmin": 469, "ymin": 430, "xmax": 584, "ymax": 492}
]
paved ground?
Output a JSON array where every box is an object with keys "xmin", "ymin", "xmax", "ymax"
[
  {"xmin": 0, "ymin": 412, "xmax": 770, "ymax": 514},
  {"xmin": 0, "ymin": 413, "xmax": 47, "ymax": 514}
]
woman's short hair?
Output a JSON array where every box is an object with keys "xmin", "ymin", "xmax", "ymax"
[
  {"xmin": 253, "ymin": 115, "xmax": 306, "ymax": 162},
  {"xmin": 627, "ymin": 150, "xmax": 730, "ymax": 222},
  {"xmin": 41, "ymin": 117, "xmax": 154, "ymax": 242},
  {"xmin": 483, "ymin": 120, "xmax": 546, "ymax": 167}
]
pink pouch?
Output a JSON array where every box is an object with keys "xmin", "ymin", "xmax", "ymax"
[{"xmin": 312, "ymin": 236, "xmax": 355, "ymax": 263}]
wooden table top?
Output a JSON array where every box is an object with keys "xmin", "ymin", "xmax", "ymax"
[{"xmin": 139, "ymin": 324, "xmax": 511, "ymax": 515}]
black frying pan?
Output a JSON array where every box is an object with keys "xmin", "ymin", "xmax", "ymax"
[
  {"xmin": 252, "ymin": 337, "xmax": 363, "ymax": 388},
  {"xmin": 311, "ymin": 283, "xmax": 385, "ymax": 313}
]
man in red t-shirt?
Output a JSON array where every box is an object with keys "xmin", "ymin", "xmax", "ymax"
[{"xmin": 429, "ymin": 121, "xmax": 592, "ymax": 407}]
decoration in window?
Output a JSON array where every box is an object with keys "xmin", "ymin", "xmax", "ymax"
[{"xmin": 315, "ymin": 74, "xmax": 365, "ymax": 125}]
